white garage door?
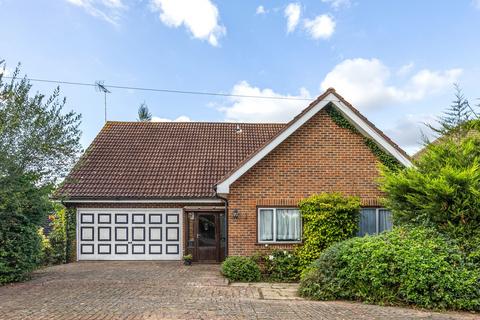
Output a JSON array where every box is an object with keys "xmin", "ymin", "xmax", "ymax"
[{"xmin": 77, "ymin": 208, "xmax": 182, "ymax": 260}]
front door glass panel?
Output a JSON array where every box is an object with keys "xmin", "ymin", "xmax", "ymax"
[{"xmin": 198, "ymin": 214, "xmax": 216, "ymax": 247}]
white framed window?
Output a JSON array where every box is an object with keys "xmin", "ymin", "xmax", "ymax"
[
  {"xmin": 358, "ymin": 208, "xmax": 393, "ymax": 236},
  {"xmin": 258, "ymin": 208, "xmax": 301, "ymax": 243}
]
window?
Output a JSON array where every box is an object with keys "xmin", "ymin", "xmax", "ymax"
[
  {"xmin": 358, "ymin": 208, "xmax": 393, "ymax": 236},
  {"xmin": 258, "ymin": 208, "xmax": 301, "ymax": 243}
]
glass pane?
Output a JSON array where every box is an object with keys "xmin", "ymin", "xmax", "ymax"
[
  {"xmin": 219, "ymin": 213, "xmax": 226, "ymax": 248},
  {"xmin": 378, "ymin": 209, "xmax": 393, "ymax": 233},
  {"xmin": 276, "ymin": 209, "xmax": 301, "ymax": 241},
  {"xmin": 198, "ymin": 214, "xmax": 216, "ymax": 247},
  {"xmin": 259, "ymin": 209, "xmax": 274, "ymax": 241},
  {"xmin": 358, "ymin": 208, "xmax": 377, "ymax": 236}
]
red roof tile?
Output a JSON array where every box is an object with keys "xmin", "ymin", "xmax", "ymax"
[{"xmin": 56, "ymin": 121, "xmax": 284, "ymax": 199}]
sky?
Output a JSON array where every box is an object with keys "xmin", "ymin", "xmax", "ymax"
[{"xmin": 1, "ymin": 0, "xmax": 480, "ymax": 155}]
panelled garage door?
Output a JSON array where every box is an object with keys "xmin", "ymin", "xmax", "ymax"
[{"xmin": 77, "ymin": 208, "xmax": 182, "ymax": 260}]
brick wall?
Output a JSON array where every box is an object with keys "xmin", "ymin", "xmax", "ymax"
[{"xmin": 227, "ymin": 108, "xmax": 385, "ymax": 256}]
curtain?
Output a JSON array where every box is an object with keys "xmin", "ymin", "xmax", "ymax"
[
  {"xmin": 276, "ymin": 209, "xmax": 301, "ymax": 241},
  {"xmin": 358, "ymin": 208, "xmax": 377, "ymax": 236},
  {"xmin": 259, "ymin": 209, "xmax": 274, "ymax": 241},
  {"xmin": 378, "ymin": 209, "xmax": 393, "ymax": 233}
]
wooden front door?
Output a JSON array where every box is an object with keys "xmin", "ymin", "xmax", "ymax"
[{"xmin": 195, "ymin": 213, "xmax": 220, "ymax": 262}]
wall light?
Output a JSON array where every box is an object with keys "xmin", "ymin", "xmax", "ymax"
[{"xmin": 232, "ymin": 209, "xmax": 240, "ymax": 219}]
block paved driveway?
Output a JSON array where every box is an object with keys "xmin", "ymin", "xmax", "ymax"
[{"xmin": 0, "ymin": 262, "xmax": 477, "ymax": 320}]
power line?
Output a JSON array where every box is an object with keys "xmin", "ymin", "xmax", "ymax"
[{"xmin": 2, "ymin": 75, "xmax": 319, "ymax": 102}]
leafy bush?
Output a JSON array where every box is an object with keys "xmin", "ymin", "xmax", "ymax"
[
  {"xmin": 264, "ymin": 250, "xmax": 300, "ymax": 282},
  {"xmin": 221, "ymin": 256, "xmax": 261, "ymax": 282},
  {"xmin": 47, "ymin": 207, "xmax": 67, "ymax": 264},
  {"xmin": 65, "ymin": 207, "xmax": 77, "ymax": 263},
  {"xmin": 0, "ymin": 172, "xmax": 51, "ymax": 284},
  {"xmin": 380, "ymin": 133, "xmax": 480, "ymax": 251},
  {"xmin": 299, "ymin": 227, "xmax": 480, "ymax": 310},
  {"xmin": 38, "ymin": 228, "xmax": 54, "ymax": 266},
  {"xmin": 296, "ymin": 193, "xmax": 360, "ymax": 269}
]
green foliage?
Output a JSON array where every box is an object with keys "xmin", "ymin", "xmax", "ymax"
[
  {"xmin": 137, "ymin": 102, "xmax": 152, "ymax": 122},
  {"xmin": 380, "ymin": 133, "xmax": 480, "ymax": 251},
  {"xmin": 426, "ymin": 84, "xmax": 474, "ymax": 138},
  {"xmin": 221, "ymin": 256, "xmax": 261, "ymax": 282},
  {"xmin": 47, "ymin": 206, "xmax": 67, "ymax": 265},
  {"xmin": 299, "ymin": 227, "xmax": 480, "ymax": 310},
  {"xmin": 65, "ymin": 207, "xmax": 77, "ymax": 263},
  {"xmin": 326, "ymin": 105, "xmax": 402, "ymax": 171},
  {"xmin": 0, "ymin": 62, "xmax": 82, "ymax": 184},
  {"xmin": 263, "ymin": 250, "xmax": 300, "ymax": 282},
  {"xmin": 0, "ymin": 172, "xmax": 51, "ymax": 284},
  {"xmin": 296, "ymin": 193, "xmax": 360, "ymax": 270},
  {"xmin": 0, "ymin": 61, "xmax": 81, "ymax": 283},
  {"xmin": 38, "ymin": 228, "xmax": 54, "ymax": 266}
]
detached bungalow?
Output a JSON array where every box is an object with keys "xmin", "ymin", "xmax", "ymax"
[{"xmin": 56, "ymin": 88, "xmax": 412, "ymax": 262}]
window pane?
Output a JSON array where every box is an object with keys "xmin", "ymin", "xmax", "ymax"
[
  {"xmin": 378, "ymin": 209, "xmax": 393, "ymax": 233},
  {"xmin": 358, "ymin": 208, "xmax": 377, "ymax": 236},
  {"xmin": 259, "ymin": 209, "xmax": 274, "ymax": 241},
  {"xmin": 276, "ymin": 209, "xmax": 301, "ymax": 241}
]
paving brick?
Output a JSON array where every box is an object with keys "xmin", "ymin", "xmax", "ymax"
[{"xmin": 0, "ymin": 262, "xmax": 476, "ymax": 320}]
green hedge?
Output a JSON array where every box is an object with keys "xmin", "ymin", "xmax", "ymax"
[
  {"xmin": 296, "ymin": 193, "xmax": 360, "ymax": 270},
  {"xmin": 0, "ymin": 172, "xmax": 51, "ymax": 284},
  {"xmin": 65, "ymin": 207, "xmax": 77, "ymax": 263},
  {"xmin": 221, "ymin": 256, "xmax": 261, "ymax": 282},
  {"xmin": 299, "ymin": 227, "xmax": 480, "ymax": 310}
]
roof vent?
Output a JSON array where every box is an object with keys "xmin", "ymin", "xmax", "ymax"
[{"xmin": 235, "ymin": 124, "xmax": 243, "ymax": 134}]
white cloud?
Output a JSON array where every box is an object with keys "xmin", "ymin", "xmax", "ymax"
[
  {"xmin": 152, "ymin": 115, "xmax": 192, "ymax": 122},
  {"xmin": 384, "ymin": 114, "xmax": 436, "ymax": 155},
  {"xmin": 321, "ymin": 0, "xmax": 351, "ymax": 9},
  {"xmin": 256, "ymin": 5, "xmax": 266, "ymax": 15},
  {"xmin": 219, "ymin": 81, "xmax": 310, "ymax": 122},
  {"xmin": 397, "ymin": 62, "xmax": 415, "ymax": 76},
  {"xmin": 320, "ymin": 58, "xmax": 462, "ymax": 110},
  {"xmin": 65, "ymin": 0, "xmax": 125, "ymax": 25},
  {"xmin": 284, "ymin": 3, "xmax": 301, "ymax": 33},
  {"xmin": 150, "ymin": 0, "xmax": 226, "ymax": 46},
  {"xmin": 304, "ymin": 14, "xmax": 335, "ymax": 39}
]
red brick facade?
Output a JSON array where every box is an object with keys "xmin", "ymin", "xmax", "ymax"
[
  {"xmin": 67, "ymin": 107, "xmax": 392, "ymax": 260},
  {"xmin": 226, "ymin": 108, "xmax": 385, "ymax": 256}
]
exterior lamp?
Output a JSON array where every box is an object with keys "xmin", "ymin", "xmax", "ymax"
[{"xmin": 232, "ymin": 209, "xmax": 240, "ymax": 219}]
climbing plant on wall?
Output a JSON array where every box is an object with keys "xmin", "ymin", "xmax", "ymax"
[{"xmin": 325, "ymin": 105, "xmax": 403, "ymax": 171}]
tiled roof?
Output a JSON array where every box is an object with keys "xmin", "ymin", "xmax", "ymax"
[{"xmin": 56, "ymin": 121, "xmax": 285, "ymax": 199}]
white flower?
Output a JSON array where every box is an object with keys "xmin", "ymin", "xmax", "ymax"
[
  {"xmin": 283, "ymin": 251, "xmax": 287, "ymax": 255},
  {"xmin": 268, "ymin": 255, "xmax": 274, "ymax": 260}
]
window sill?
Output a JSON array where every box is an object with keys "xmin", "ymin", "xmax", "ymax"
[{"xmin": 256, "ymin": 241, "xmax": 302, "ymax": 246}]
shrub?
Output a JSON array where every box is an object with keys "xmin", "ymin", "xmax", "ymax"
[
  {"xmin": 299, "ymin": 227, "xmax": 480, "ymax": 311},
  {"xmin": 0, "ymin": 221, "xmax": 42, "ymax": 284},
  {"xmin": 47, "ymin": 207, "xmax": 67, "ymax": 265},
  {"xmin": 264, "ymin": 250, "xmax": 300, "ymax": 282},
  {"xmin": 38, "ymin": 228, "xmax": 54, "ymax": 266},
  {"xmin": 0, "ymin": 172, "xmax": 51, "ymax": 284},
  {"xmin": 296, "ymin": 193, "xmax": 360, "ymax": 270},
  {"xmin": 380, "ymin": 133, "xmax": 480, "ymax": 251},
  {"xmin": 221, "ymin": 256, "xmax": 261, "ymax": 282}
]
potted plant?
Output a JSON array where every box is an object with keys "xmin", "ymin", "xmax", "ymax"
[{"xmin": 183, "ymin": 254, "xmax": 193, "ymax": 266}]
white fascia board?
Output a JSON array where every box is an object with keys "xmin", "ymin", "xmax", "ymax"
[
  {"xmin": 216, "ymin": 92, "xmax": 412, "ymax": 195},
  {"xmin": 216, "ymin": 98, "xmax": 332, "ymax": 194},
  {"xmin": 332, "ymin": 97, "xmax": 413, "ymax": 168},
  {"xmin": 63, "ymin": 198, "xmax": 223, "ymax": 204}
]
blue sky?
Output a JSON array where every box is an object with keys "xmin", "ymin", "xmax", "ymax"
[{"xmin": 1, "ymin": 0, "xmax": 479, "ymax": 154}]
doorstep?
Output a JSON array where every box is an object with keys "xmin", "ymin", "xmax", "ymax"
[{"xmin": 229, "ymin": 282, "xmax": 303, "ymax": 300}]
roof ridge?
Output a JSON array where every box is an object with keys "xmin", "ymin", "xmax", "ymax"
[{"xmin": 105, "ymin": 121, "xmax": 287, "ymax": 125}]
